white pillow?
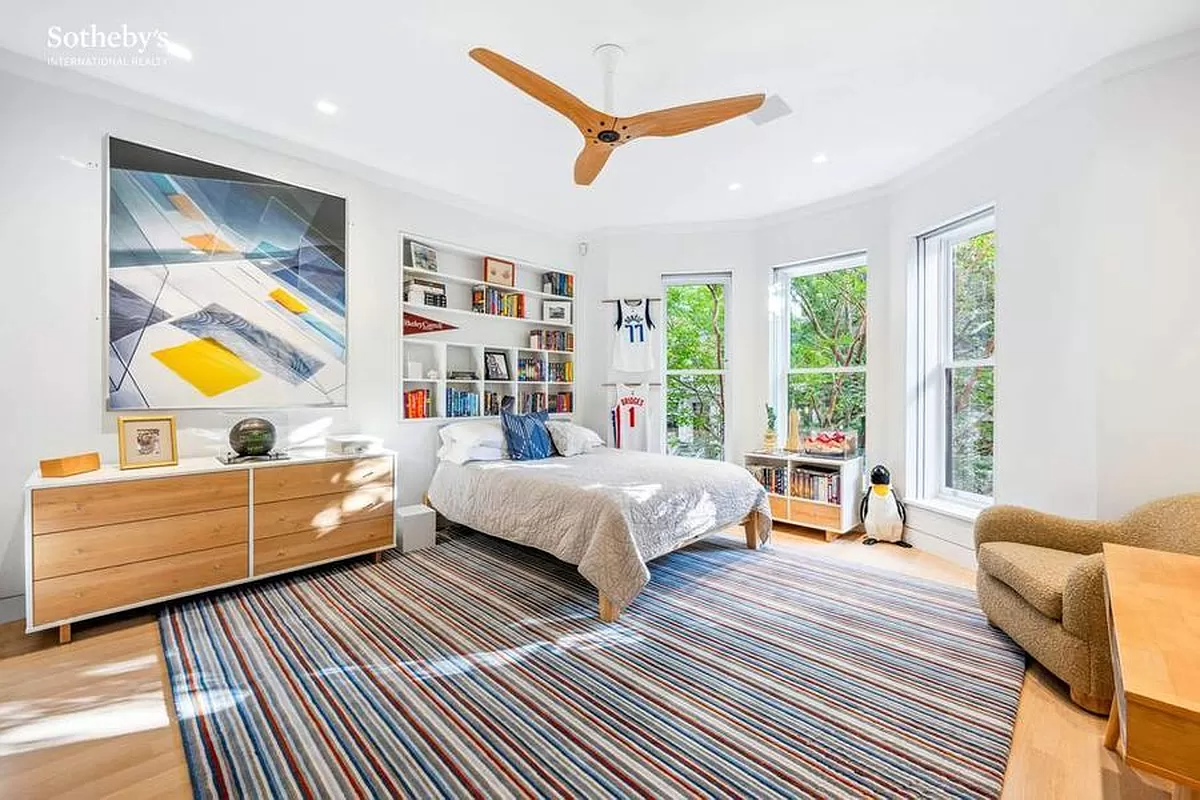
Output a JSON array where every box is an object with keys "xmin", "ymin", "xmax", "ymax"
[
  {"xmin": 437, "ymin": 421, "xmax": 508, "ymax": 464},
  {"xmin": 545, "ymin": 421, "xmax": 604, "ymax": 457}
]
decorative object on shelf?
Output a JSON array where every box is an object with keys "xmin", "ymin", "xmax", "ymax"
[
  {"xmin": 785, "ymin": 408, "xmax": 801, "ymax": 451},
  {"xmin": 117, "ymin": 415, "xmax": 178, "ymax": 470},
  {"xmin": 484, "ymin": 350, "xmax": 511, "ymax": 381},
  {"xmin": 403, "ymin": 311, "xmax": 458, "ymax": 335},
  {"xmin": 859, "ymin": 464, "xmax": 910, "ymax": 547},
  {"xmin": 228, "ymin": 417, "xmax": 277, "ymax": 457},
  {"xmin": 39, "ymin": 452, "xmax": 101, "ymax": 479},
  {"xmin": 426, "ymin": 369, "xmax": 439, "ymax": 379},
  {"xmin": 802, "ymin": 428, "xmax": 859, "ymax": 457},
  {"xmin": 408, "ymin": 240, "xmax": 439, "ymax": 272},
  {"xmin": 216, "ymin": 450, "xmax": 291, "ymax": 465},
  {"xmin": 448, "ymin": 370, "xmax": 479, "ymax": 381},
  {"xmin": 762, "ymin": 405, "xmax": 778, "ymax": 451},
  {"xmin": 107, "ymin": 138, "xmax": 346, "ymax": 410},
  {"xmin": 468, "ymin": 47, "xmax": 764, "ymax": 186},
  {"xmin": 483, "ymin": 256, "xmax": 516, "ymax": 287},
  {"xmin": 542, "ymin": 300, "xmax": 572, "ymax": 324},
  {"xmin": 403, "ymin": 277, "xmax": 446, "ymax": 307},
  {"xmin": 325, "ymin": 434, "xmax": 383, "ymax": 456}
]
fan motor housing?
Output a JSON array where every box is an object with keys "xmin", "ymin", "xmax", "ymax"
[{"xmin": 597, "ymin": 130, "xmax": 620, "ymax": 143}]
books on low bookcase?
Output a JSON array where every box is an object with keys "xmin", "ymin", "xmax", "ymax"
[{"xmin": 744, "ymin": 451, "xmax": 864, "ymax": 542}]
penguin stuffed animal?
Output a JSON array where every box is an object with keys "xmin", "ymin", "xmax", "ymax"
[{"xmin": 859, "ymin": 465, "xmax": 911, "ymax": 547}]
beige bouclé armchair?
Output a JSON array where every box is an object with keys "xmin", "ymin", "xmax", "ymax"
[{"xmin": 974, "ymin": 494, "xmax": 1200, "ymax": 714}]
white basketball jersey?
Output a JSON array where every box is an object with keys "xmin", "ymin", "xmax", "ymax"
[
  {"xmin": 609, "ymin": 384, "xmax": 654, "ymax": 451},
  {"xmin": 611, "ymin": 299, "xmax": 656, "ymax": 372}
]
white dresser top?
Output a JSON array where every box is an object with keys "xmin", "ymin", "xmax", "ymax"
[{"xmin": 26, "ymin": 448, "xmax": 395, "ymax": 490}]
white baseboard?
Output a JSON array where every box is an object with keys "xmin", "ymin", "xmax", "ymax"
[
  {"xmin": 0, "ymin": 595, "xmax": 24, "ymax": 625},
  {"xmin": 905, "ymin": 529, "xmax": 977, "ymax": 569}
]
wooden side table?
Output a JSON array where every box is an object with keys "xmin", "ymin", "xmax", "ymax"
[{"xmin": 1102, "ymin": 543, "xmax": 1200, "ymax": 798}]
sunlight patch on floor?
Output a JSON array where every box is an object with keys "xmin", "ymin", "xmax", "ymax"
[{"xmin": 0, "ymin": 692, "xmax": 169, "ymax": 756}]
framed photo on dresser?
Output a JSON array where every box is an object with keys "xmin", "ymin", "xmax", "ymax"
[{"xmin": 117, "ymin": 415, "xmax": 178, "ymax": 469}]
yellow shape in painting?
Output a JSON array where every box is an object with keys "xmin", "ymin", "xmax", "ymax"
[
  {"xmin": 270, "ymin": 287, "xmax": 309, "ymax": 314},
  {"xmin": 183, "ymin": 233, "xmax": 237, "ymax": 254},
  {"xmin": 167, "ymin": 193, "xmax": 205, "ymax": 221},
  {"xmin": 152, "ymin": 338, "xmax": 261, "ymax": 397}
]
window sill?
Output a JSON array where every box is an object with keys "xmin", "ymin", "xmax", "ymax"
[{"xmin": 905, "ymin": 496, "xmax": 992, "ymax": 524}]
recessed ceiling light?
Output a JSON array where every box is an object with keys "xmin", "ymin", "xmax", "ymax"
[
  {"xmin": 728, "ymin": 182, "xmax": 743, "ymax": 191},
  {"xmin": 812, "ymin": 152, "xmax": 828, "ymax": 165},
  {"xmin": 163, "ymin": 39, "xmax": 192, "ymax": 61},
  {"xmin": 315, "ymin": 99, "xmax": 339, "ymax": 115}
]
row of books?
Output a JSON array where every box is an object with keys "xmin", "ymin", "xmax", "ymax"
[
  {"xmin": 403, "ymin": 389, "xmax": 435, "ymax": 419},
  {"xmin": 446, "ymin": 388, "xmax": 480, "ymax": 418},
  {"xmin": 791, "ymin": 469, "xmax": 842, "ymax": 504},
  {"xmin": 549, "ymin": 392, "xmax": 573, "ymax": 413},
  {"xmin": 473, "ymin": 286, "xmax": 526, "ymax": 318},
  {"xmin": 748, "ymin": 465, "xmax": 788, "ymax": 495},
  {"xmin": 403, "ymin": 278, "xmax": 447, "ymax": 307},
  {"xmin": 547, "ymin": 360, "xmax": 573, "ymax": 382},
  {"xmin": 517, "ymin": 356, "xmax": 545, "ymax": 382},
  {"xmin": 483, "ymin": 391, "xmax": 514, "ymax": 416},
  {"xmin": 541, "ymin": 271, "xmax": 574, "ymax": 298},
  {"xmin": 528, "ymin": 329, "xmax": 574, "ymax": 352},
  {"xmin": 517, "ymin": 391, "xmax": 574, "ymax": 413}
]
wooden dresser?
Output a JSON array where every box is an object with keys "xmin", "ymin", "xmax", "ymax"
[{"xmin": 24, "ymin": 450, "xmax": 396, "ymax": 642}]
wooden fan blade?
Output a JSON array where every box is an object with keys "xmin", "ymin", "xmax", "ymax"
[
  {"xmin": 625, "ymin": 94, "xmax": 766, "ymax": 138},
  {"xmin": 574, "ymin": 143, "xmax": 613, "ymax": 185},
  {"xmin": 469, "ymin": 47, "xmax": 599, "ymax": 130}
]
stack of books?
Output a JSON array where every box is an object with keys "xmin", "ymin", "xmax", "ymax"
[
  {"xmin": 541, "ymin": 271, "xmax": 574, "ymax": 298},
  {"xmin": 791, "ymin": 468, "xmax": 842, "ymax": 504},
  {"xmin": 529, "ymin": 330, "xmax": 574, "ymax": 351},
  {"xmin": 404, "ymin": 277, "xmax": 446, "ymax": 307},
  {"xmin": 473, "ymin": 286, "xmax": 526, "ymax": 318},
  {"xmin": 549, "ymin": 392, "xmax": 573, "ymax": 413},
  {"xmin": 517, "ymin": 356, "xmax": 546, "ymax": 382},
  {"xmin": 403, "ymin": 389, "xmax": 434, "ymax": 419},
  {"xmin": 445, "ymin": 388, "xmax": 480, "ymax": 418},
  {"xmin": 547, "ymin": 360, "xmax": 573, "ymax": 382}
]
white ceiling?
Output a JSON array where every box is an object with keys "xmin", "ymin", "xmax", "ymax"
[{"xmin": 3, "ymin": 1, "xmax": 1199, "ymax": 230}]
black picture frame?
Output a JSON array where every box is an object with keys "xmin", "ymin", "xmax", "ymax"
[{"xmin": 484, "ymin": 350, "xmax": 510, "ymax": 381}]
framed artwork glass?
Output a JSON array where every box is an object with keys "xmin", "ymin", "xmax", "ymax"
[
  {"xmin": 117, "ymin": 415, "xmax": 179, "ymax": 469},
  {"xmin": 484, "ymin": 350, "xmax": 511, "ymax": 381},
  {"xmin": 542, "ymin": 300, "xmax": 572, "ymax": 324},
  {"xmin": 483, "ymin": 256, "xmax": 516, "ymax": 287}
]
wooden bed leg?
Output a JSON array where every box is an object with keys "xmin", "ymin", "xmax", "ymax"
[
  {"xmin": 743, "ymin": 514, "xmax": 761, "ymax": 550},
  {"xmin": 598, "ymin": 593, "xmax": 621, "ymax": 623},
  {"xmin": 825, "ymin": 530, "xmax": 839, "ymax": 543},
  {"xmin": 58, "ymin": 624, "xmax": 71, "ymax": 645}
]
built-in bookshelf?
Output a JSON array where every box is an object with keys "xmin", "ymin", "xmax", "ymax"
[
  {"xmin": 400, "ymin": 233, "xmax": 576, "ymax": 422},
  {"xmin": 743, "ymin": 452, "xmax": 864, "ymax": 542}
]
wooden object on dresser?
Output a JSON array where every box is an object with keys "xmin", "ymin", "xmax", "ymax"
[
  {"xmin": 25, "ymin": 450, "xmax": 397, "ymax": 643},
  {"xmin": 1102, "ymin": 543, "xmax": 1200, "ymax": 798},
  {"xmin": 38, "ymin": 451, "xmax": 101, "ymax": 478},
  {"xmin": 744, "ymin": 452, "xmax": 863, "ymax": 541}
]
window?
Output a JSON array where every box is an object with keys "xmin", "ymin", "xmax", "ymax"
[
  {"xmin": 914, "ymin": 210, "xmax": 996, "ymax": 502},
  {"xmin": 663, "ymin": 273, "xmax": 730, "ymax": 460},
  {"xmin": 771, "ymin": 253, "xmax": 867, "ymax": 445}
]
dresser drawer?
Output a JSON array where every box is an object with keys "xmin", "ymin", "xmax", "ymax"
[
  {"xmin": 768, "ymin": 494, "xmax": 788, "ymax": 519},
  {"xmin": 32, "ymin": 543, "xmax": 249, "ymax": 625},
  {"xmin": 254, "ymin": 487, "xmax": 394, "ymax": 541},
  {"xmin": 253, "ymin": 457, "xmax": 393, "ymax": 504},
  {"xmin": 32, "ymin": 471, "xmax": 248, "ymax": 535},
  {"xmin": 786, "ymin": 498, "xmax": 842, "ymax": 529},
  {"xmin": 33, "ymin": 507, "xmax": 248, "ymax": 580},
  {"xmin": 254, "ymin": 515, "xmax": 393, "ymax": 575}
]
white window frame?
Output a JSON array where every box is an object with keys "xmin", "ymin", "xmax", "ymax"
[
  {"xmin": 770, "ymin": 251, "xmax": 868, "ymax": 444},
  {"xmin": 913, "ymin": 208, "xmax": 996, "ymax": 506},
  {"xmin": 661, "ymin": 271, "xmax": 732, "ymax": 460}
]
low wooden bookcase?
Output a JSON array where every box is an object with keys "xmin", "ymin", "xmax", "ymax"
[
  {"xmin": 24, "ymin": 450, "xmax": 397, "ymax": 642},
  {"xmin": 744, "ymin": 451, "xmax": 863, "ymax": 541}
]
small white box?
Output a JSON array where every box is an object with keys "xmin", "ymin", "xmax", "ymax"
[
  {"xmin": 400, "ymin": 504, "xmax": 436, "ymax": 553},
  {"xmin": 326, "ymin": 434, "xmax": 383, "ymax": 456}
]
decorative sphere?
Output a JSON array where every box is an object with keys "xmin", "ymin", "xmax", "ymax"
[{"xmin": 229, "ymin": 417, "xmax": 276, "ymax": 457}]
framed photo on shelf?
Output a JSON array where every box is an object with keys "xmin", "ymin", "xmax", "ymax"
[
  {"xmin": 483, "ymin": 350, "xmax": 511, "ymax": 381},
  {"xmin": 117, "ymin": 415, "xmax": 178, "ymax": 470},
  {"xmin": 542, "ymin": 300, "xmax": 572, "ymax": 324},
  {"xmin": 409, "ymin": 240, "xmax": 438, "ymax": 272},
  {"xmin": 483, "ymin": 256, "xmax": 516, "ymax": 287}
]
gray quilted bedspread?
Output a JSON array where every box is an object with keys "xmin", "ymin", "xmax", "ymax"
[{"xmin": 427, "ymin": 449, "xmax": 771, "ymax": 613}]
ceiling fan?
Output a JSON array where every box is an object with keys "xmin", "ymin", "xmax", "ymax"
[{"xmin": 469, "ymin": 45, "xmax": 765, "ymax": 186}]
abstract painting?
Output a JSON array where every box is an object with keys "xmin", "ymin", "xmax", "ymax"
[{"xmin": 106, "ymin": 138, "xmax": 347, "ymax": 409}]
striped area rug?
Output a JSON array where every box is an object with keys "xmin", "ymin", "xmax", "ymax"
[{"xmin": 160, "ymin": 533, "xmax": 1025, "ymax": 799}]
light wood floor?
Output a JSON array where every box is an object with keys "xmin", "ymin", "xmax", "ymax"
[{"xmin": 0, "ymin": 526, "xmax": 1166, "ymax": 799}]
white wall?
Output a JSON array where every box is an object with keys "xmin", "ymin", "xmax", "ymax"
[
  {"xmin": 582, "ymin": 35, "xmax": 1200, "ymax": 565},
  {"xmin": 0, "ymin": 66, "xmax": 582, "ymax": 620}
]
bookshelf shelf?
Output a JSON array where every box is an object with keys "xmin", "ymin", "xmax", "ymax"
[
  {"xmin": 400, "ymin": 233, "xmax": 576, "ymax": 422},
  {"xmin": 744, "ymin": 452, "xmax": 863, "ymax": 541}
]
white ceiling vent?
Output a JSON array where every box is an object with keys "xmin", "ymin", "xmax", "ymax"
[{"xmin": 747, "ymin": 94, "xmax": 792, "ymax": 126}]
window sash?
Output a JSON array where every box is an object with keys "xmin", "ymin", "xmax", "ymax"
[{"xmin": 661, "ymin": 272, "xmax": 731, "ymax": 459}]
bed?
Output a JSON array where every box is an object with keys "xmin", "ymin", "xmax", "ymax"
[{"xmin": 427, "ymin": 448, "xmax": 771, "ymax": 621}]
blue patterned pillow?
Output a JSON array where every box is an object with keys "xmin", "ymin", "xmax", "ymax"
[{"xmin": 500, "ymin": 409, "xmax": 554, "ymax": 460}]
